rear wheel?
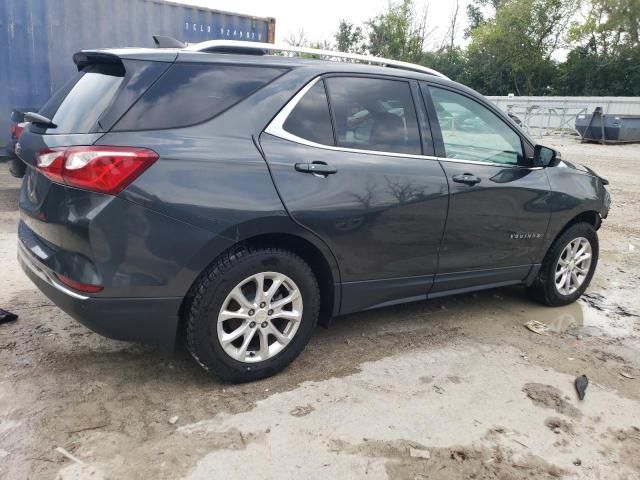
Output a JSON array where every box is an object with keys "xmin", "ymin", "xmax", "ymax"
[
  {"xmin": 527, "ymin": 222, "xmax": 599, "ymax": 306},
  {"xmin": 186, "ymin": 247, "xmax": 319, "ymax": 382}
]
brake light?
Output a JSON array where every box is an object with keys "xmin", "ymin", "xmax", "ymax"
[
  {"xmin": 54, "ymin": 273, "xmax": 103, "ymax": 293},
  {"xmin": 35, "ymin": 146, "xmax": 158, "ymax": 195},
  {"xmin": 10, "ymin": 122, "xmax": 26, "ymax": 141}
]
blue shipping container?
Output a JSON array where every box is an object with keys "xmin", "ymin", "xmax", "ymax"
[{"xmin": 0, "ymin": 0, "xmax": 275, "ymax": 153}]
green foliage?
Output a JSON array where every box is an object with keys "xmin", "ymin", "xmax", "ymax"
[
  {"xmin": 552, "ymin": 44, "xmax": 640, "ymax": 95},
  {"xmin": 327, "ymin": 0, "xmax": 639, "ymax": 96},
  {"xmin": 335, "ymin": 20, "xmax": 366, "ymax": 54},
  {"xmin": 465, "ymin": 0, "xmax": 579, "ymax": 95},
  {"xmin": 366, "ymin": 0, "xmax": 429, "ymax": 63}
]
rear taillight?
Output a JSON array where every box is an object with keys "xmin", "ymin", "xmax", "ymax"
[
  {"xmin": 10, "ymin": 122, "xmax": 26, "ymax": 141},
  {"xmin": 35, "ymin": 146, "xmax": 158, "ymax": 195},
  {"xmin": 54, "ymin": 273, "xmax": 103, "ymax": 293}
]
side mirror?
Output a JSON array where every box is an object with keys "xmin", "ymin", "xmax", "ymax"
[{"xmin": 533, "ymin": 145, "xmax": 558, "ymax": 167}]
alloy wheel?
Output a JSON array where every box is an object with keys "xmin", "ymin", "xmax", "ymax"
[
  {"xmin": 554, "ymin": 237, "xmax": 592, "ymax": 296},
  {"xmin": 216, "ymin": 272, "xmax": 303, "ymax": 363}
]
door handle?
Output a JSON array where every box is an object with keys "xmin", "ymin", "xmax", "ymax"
[
  {"xmin": 452, "ymin": 173, "xmax": 481, "ymax": 185},
  {"xmin": 294, "ymin": 162, "xmax": 337, "ymax": 176}
]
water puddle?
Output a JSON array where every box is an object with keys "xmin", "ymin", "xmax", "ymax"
[{"xmin": 527, "ymin": 292, "xmax": 638, "ymax": 339}]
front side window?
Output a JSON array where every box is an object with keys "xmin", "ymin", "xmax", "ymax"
[
  {"xmin": 429, "ymin": 87, "xmax": 523, "ymax": 165},
  {"xmin": 283, "ymin": 81, "xmax": 334, "ymax": 145},
  {"xmin": 325, "ymin": 77, "xmax": 421, "ymax": 155}
]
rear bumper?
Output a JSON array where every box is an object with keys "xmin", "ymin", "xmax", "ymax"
[{"xmin": 18, "ymin": 241, "xmax": 182, "ymax": 350}]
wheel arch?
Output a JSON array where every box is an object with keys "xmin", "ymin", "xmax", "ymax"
[
  {"xmin": 179, "ymin": 217, "xmax": 341, "ymax": 336},
  {"xmin": 543, "ymin": 210, "xmax": 601, "ymax": 260}
]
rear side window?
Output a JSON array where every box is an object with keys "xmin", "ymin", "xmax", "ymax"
[
  {"xmin": 325, "ymin": 77, "xmax": 422, "ymax": 155},
  {"xmin": 115, "ymin": 63, "xmax": 285, "ymax": 131},
  {"xmin": 39, "ymin": 63, "xmax": 125, "ymax": 134},
  {"xmin": 283, "ymin": 81, "xmax": 334, "ymax": 145}
]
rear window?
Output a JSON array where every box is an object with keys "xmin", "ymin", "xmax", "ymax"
[
  {"xmin": 114, "ymin": 63, "xmax": 286, "ymax": 131},
  {"xmin": 39, "ymin": 63, "xmax": 125, "ymax": 134},
  {"xmin": 283, "ymin": 81, "xmax": 334, "ymax": 145}
]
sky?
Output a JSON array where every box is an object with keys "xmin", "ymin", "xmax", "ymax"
[{"xmin": 176, "ymin": 0, "xmax": 471, "ymax": 48}]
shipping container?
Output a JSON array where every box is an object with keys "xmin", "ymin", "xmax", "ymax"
[{"xmin": 0, "ymin": 0, "xmax": 276, "ymax": 155}]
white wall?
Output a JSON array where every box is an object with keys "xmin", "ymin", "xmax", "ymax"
[{"xmin": 486, "ymin": 96, "xmax": 640, "ymax": 136}]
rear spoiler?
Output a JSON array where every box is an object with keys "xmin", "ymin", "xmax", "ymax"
[{"xmin": 73, "ymin": 51, "xmax": 123, "ymax": 70}]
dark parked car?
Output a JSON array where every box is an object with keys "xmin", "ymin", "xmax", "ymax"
[
  {"xmin": 7, "ymin": 110, "xmax": 28, "ymax": 178},
  {"xmin": 16, "ymin": 41, "xmax": 610, "ymax": 382}
]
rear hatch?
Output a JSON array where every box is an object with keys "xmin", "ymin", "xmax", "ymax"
[{"xmin": 17, "ymin": 50, "xmax": 174, "ymax": 266}]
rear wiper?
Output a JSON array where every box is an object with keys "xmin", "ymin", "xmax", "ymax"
[{"xmin": 24, "ymin": 112, "xmax": 57, "ymax": 129}]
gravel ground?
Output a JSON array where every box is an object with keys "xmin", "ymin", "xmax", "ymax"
[{"xmin": 0, "ymin": 137, "xmax": 639, "ymax": 480}]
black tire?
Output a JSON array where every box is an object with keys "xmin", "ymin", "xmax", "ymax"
[
  {"xmin": 526, "ymin": 222, "xmax": 599, "ymax": 306},
  {"xmin": 186, "ymin": 246, "xmax": 320, "ymax": 383}
]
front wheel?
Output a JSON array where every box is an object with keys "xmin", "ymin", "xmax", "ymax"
[
  {"xmin": 527, "ymin": 222, "xmax": 599, "ymax": 306},
  {"xmin": 186, "ymin": 247, "xmax": 320, "ymax": 382}
]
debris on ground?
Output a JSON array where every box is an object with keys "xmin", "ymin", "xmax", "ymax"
[
  {"xmin": 290, "ymin": 404, "xmax": 315, "ymax": 417},
  {"xmin": 523, "ymin": 383, "xmax": 582, "ymax": 418},
  {"xmin": 575, "ymin": 375, "xmax": 589, "ymax": 400},
  {"xmin": 619, "ymin": 371, "xmax": 636, "ymax": 380},
  {"xmin": 524, "ymin": 320, "xmax": 549, "ymax": 335},
  {"xmin": 409, "ymin": 447, "xmax": 431, "ymax": 460},
  {"xmin": 168, "ymin": 416, "xmax": 179, "ymax": 425},
  {"xmin": 55, "ymin": 447, "xmax": 84, "ymax": 465},
  {"xmin": 0, "ymin": 309, "xmax": 18, "ymax": 325}
]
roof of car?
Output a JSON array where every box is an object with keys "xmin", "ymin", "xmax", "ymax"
[{"xmin": 81, "ymin": 47, "xmax": 455, "ymax": 84}]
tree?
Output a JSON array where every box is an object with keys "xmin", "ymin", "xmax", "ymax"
[
  {"xmin": 285, "ymin": 29, "xmax": 311, "ymax": 47},
  {"xmin": 465, "ymin": 0, "xmax": 506, "ymax": 36},
  {"xmin": 335, "ymin": 20, "xmax": 365, "ymax": 53},
  {"xmin": 366, "ymin": 0, "xmax": 434, "ymax": 63},
  {"xmin": 467, "ymin": 0, "xmax": 579, "ymax": 95},
  {"xmin": 556, "ymin": 0, "xmax": 640, "ymax": 95}
]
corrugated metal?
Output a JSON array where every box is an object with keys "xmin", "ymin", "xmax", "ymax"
[
  {"xmin": 487, "ymin": 95, "xmax": 640, "ymax": 137},
  {"xmin": 488, "ymin": 96, "xmax": 640, "ymax": 116},
  {"xmin": 0, "ymin": 0, "xmax": 274, "ymax": 152}
]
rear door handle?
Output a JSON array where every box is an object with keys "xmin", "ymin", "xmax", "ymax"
[
  {"xmin": 452, "ymin": 173, "xmax": 481, "ymax": 185},
  {"xmin": 295, "ymin": 162, "xmax": 337, "ymax": 176}
]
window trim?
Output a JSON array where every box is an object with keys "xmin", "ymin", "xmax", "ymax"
[{"xmin": 265, "ymin": 76, "xmax": 540, "ymax": 169}]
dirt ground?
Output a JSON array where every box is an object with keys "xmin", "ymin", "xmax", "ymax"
[{"xmin": 0, "ymin": 136, "xmax": 639, "ymax": 480}]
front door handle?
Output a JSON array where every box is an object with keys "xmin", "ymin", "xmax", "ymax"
[
  {"xmin": 295, "ymin": 162, "xmax": 337, "ymax": 176},
  {"xmin": 452, "ymin": 173, "xmax": 481, "ymax": 186}
]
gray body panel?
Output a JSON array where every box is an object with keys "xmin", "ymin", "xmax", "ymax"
[{"xmin": 15, "ymin": 50, "xmax": 610, "ymax": 348}]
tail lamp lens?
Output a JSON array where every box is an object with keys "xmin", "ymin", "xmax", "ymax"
[
  {"xmin": 10, "ymin": 122, "xmax": 26, "ymax": 141},
  {"xmin": 54, "ymin": 273, "xmax": 103, "ymax": 293},
  {"xmin": 35, "ymin": 146, "xmax": 158, "ymax": 195}
]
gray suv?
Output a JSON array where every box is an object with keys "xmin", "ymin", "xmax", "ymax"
[{"xmin": 16, "ymin": 40, "xmax": 610, "ymax": 382}]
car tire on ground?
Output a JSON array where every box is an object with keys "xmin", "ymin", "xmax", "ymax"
[
  {"xmin": 527, "ymin": 222, "xmax": 599, "ymax": 307},
  {"xmin": 186, "ymin": 246, "xmax": 320, "ymax": 383}
]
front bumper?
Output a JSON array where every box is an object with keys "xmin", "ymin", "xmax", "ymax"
[{"xmin": 18, "ymin": 241, "xmax": 182, "ymax": 351}]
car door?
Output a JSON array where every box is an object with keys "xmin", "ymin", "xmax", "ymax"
[
  {"xmin": 421, "ymin": 83, "xmax": 552, "ymax": 294},
  {"xmin": 261, "ymin": 75, "xmax": 449, "ymax": 314}
]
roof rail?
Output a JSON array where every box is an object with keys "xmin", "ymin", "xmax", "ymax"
[{"xmin": 184, "ymin": 40, "xmax": 449, "ymax": 79}]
